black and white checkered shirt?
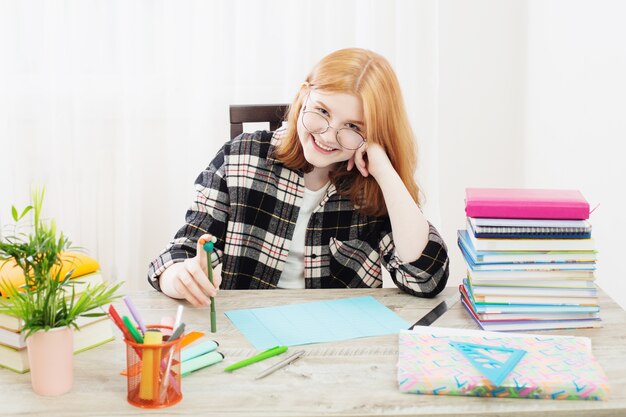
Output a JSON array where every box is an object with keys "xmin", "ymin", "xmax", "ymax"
[{"xmin": 148, "ymin": 130, "xmax": 449, "ymax": 297}]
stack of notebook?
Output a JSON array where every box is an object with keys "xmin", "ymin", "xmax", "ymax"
[{"xmin": 458, "ymin": 188, "xmax": 601, "ymax": 331}]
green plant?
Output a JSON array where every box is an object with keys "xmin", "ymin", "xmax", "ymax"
[{"xmin": 0, "ymin": 187, "xmax": 122, "ymax": 338}]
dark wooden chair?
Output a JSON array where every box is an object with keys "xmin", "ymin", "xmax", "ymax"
[{"xmin": 229, "ymin": 104, "xmax": 290, "ymax": 139}]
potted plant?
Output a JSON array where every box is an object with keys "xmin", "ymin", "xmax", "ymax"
[{"xmin": 0, "ymin": 187, "xmax": 122, "ymax": 396}]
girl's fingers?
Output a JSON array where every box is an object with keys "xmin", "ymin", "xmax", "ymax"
[
  {"xmin": 196, "ymin": 233, "xmax": 219, "ymax": 294},
  {"xmin": 354, "ymin": 147, "xmax": 369, "ymax": 177},
  {"xmin": 184, "ymin": 258, "xmax": 216, "ymax": 297},
  {"xmin": 175, "ymin": 267, "xmax": 208, "ymax": 307},
  {"xmin": 195, "ymin": 233, "xmax": 213, "ymax": 270},
  {"xmin": 347, "ymin": 157, "xmax": 355, "ymax": 171},
  {"xmin": 213, "ymin": 271, "xmax": 223, "ymax": 288},
  {"xmin": 174, "ymin": 233, "xmax": 221, "ymax": 308}
]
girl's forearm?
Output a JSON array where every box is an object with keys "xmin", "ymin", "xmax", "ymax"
[{"xmin": 376, "ymin": 170, "xmax": 430, "ymax": 263}]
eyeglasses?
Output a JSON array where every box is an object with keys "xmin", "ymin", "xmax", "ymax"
[{"xmin": 301, "ymin": 94, "xmax": 366, "ymax": 151}]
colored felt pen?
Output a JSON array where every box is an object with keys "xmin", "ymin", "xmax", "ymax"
[
  {"xmin": 174, "ymin": 305, "xmax": 184, "ymax": 326},
  {"xmin": 160, "ymin": 323, "xmax": 185, "ymax": 400},
  {"xmin": 180, "ymin": 331, "xmax": 205, "ymax": 348},
  {"xmin": 122, "ymin": 315, "xmax": 144, "ymax": 344},
  {"xmin": 160, "ymin": 304, "xmax": 184, "ymax": 398},
  {"xmin": 139, "ymin": 330, "xmax": 163, "ymax": 401},
  {"xmin": 110, "ymin": 305, "xmax": 144, "ymax": 366},
  {"xmin": 169, "ymin": 322, "xmax": 186, "ymax": 341},
  {"xmin": 200, "ymin": 236, "xmax": 218, "ymax": 333},
  {"xmin": 181, "ymin": 340, "xmax": 219, "ymax": 362},
  {"xmin": 181, "ymin": 351, "xmax": 224, "ymax": 377},
  {"xmin": 223, "ymin": 346, "xmax": 288, "ymax": 372},
  {"xmin": 123, "ymin": 296, "xmax": 147, "ymax": 334},
  {"xmin": 108, "ymin": 304, "xmax": 133, "ymax": 341}
]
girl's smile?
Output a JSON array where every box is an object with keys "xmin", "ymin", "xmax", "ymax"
[{"xmin": 311, "ymin": 135, "xmax": 339, "ymax": 153}]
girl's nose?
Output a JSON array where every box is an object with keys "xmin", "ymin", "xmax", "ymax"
[{"xmin": 319, "ymin": 127, "xmax": 338, "ymax": 143}]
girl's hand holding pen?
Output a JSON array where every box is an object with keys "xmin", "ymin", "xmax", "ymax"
[{"xmin": 160, "ymin": 233, "xmax": 221, "ymax": 307}]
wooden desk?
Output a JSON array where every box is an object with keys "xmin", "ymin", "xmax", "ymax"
[{"xmin": 4, "ymin": 287, "xmax": 626, "ymax": 416}]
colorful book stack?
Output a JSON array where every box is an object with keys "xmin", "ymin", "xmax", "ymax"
[
  {"xmin": 458, "ymin": 188, "xmax": 600, "ymax": 331},
  {"xmin": 0, "ymin": 252, "xmax": 115, "ymax": 373}
]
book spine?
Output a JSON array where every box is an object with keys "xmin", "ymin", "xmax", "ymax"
[
  {"xmin": 465, "ymin": 204, "xmax": 589, "ymax": 220},
  {"xmin": 473, "ymin": 232, "xmax": 592, "ymax": 239},
  {"xmin": 473, "ymin": 225, "xmax": 590, "ymax": 233},
  {"xmin": 468, "ymin": 234, "xmax": 596, "ymax": 252}
]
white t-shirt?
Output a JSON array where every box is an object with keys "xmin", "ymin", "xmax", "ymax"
[{"xmin": 278, "ymin": 184, "xmax": 329, "ymax": 289}]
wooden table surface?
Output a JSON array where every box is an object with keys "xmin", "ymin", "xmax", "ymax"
[{"xmin": 3, "ymin": 287, "xmax": 626, "ymax": 416}]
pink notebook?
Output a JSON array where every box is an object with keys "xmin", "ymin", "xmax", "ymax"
[{"xmin": 465, "ymin": 188, "xmax": 589, "ymax": 220}]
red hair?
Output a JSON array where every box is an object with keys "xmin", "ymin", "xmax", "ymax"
[{"xmin": 274, "ymin": 48, "xmax": 419, "ymax": 217}]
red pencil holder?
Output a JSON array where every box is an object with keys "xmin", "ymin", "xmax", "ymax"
[{"xmin": 124, "ymin": 325, "xmax": 183, "ymax": 408}]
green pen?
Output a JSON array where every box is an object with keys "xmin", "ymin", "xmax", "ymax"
[
  {"xmin": 123, "ymin": 315, "xmax": 144, "ymax": 344},
  {"xmin": 224, "ymin": 346, "xmax": 288, "ymax": 372},
  {"xmin": 201, "ymin": 236, "xmax": 217, "ymax": 333}
]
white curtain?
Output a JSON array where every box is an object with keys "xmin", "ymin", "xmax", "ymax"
[
  {"xmin": 3, "ymin": 1, "xmax": 626, "ymax": 309},
  {"xmin": 0, "ymin": 0, "xmax": 440, "ymax": 290}
]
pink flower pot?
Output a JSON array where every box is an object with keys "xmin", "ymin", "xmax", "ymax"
[{"xmin": 26, "ymin": 326, "xmax": 74, "ymax": 396}]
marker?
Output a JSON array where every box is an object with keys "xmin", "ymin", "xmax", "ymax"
[
  {"xmin": 160, "ymin": 323, "xmax": 185, "ymax": 400},
  {"xmin": 169, "ymin": 322, "xmax": 186, "ymax": 342},
  {"xmin": 122, "ymin": 315, "xmax": 144, "ymax": 344},
  {"xmin": 200, "ymin": 235, "xmax": 218, "ymax": 333},
  {"xmin": 163, "ymin": 305, "xmax": 184, "ymax": 393},
  {"xmin": 223, "ymin": 346, "xmax": 288, "ymax": 372},
  {"xmin": 181, "ymin": 340, "xmax": 219, "ymax": 362},
  {"xmin": 110, "ymin": 304, "xmax": 144, "ymax": 372},
  {"xmin": 180, "ymin": 331, "xmax": 205, "ymax": 348},
  {"xmin": 139, "ymin": 330, "xmax": 163, "ymax": 401},
  {"xmin": 124, "ymin": 296, "xmax": 147, "ymax": 334},
  {"xmin": 174, "ymin": 305, "xmax": 184, "ymax": 329},
  {"xmin": 181, "ymin": 351, "xmax": 224, "ymax": 376},
  {"xmin": 108, "ymin": 304, "xmax": 133, "ymax": 342}
]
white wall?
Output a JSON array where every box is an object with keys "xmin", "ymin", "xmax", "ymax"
[
  {"xmin": 437, "ymin": 0, "xmax": 527, "ymax": 293},
  {"xmin": 434, "ymin": 0, "xmax": 626, "ymax": 309},
  {"xmin": 524, "ymin": 0, "xmax": 626, "ymax": 308},
  {"xmin": 0, "ymin": 1, "xmax": 441, "ymax": 292},
  {"xmin": 2, "ymin": 1, "xmax": 624, "ymax": 310}
]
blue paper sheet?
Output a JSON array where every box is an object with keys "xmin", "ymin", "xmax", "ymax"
[{"xmin": 225, "ymin": 296, "xmax": 409, "ymax": 349}]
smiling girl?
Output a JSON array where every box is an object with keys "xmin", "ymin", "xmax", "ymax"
[{"xmin": 148, "ymin": 48, "xmax": 449, "ymax": 307}]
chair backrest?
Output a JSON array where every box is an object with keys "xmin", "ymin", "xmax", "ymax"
[{"xmin": 229, "ymin": 104, "xmax": 290, "ymax": 139}]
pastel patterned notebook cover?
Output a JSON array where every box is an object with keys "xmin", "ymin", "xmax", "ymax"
[{"xmin": 398, "ymin": 327, "xmax": 610, "ymax": 400}]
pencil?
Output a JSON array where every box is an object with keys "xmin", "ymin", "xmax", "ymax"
[{"xmin": 200, "ymin": 236, "xmax": 218, "ymax": 333}]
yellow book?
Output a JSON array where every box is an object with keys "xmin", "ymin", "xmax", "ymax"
[
  {"xmin": 0, "ymin": 252, "xmax": 99, "ymax": 296},
  {"xmin": 0, "ymin": 271, "xmax": 105, "ymax": 333}
]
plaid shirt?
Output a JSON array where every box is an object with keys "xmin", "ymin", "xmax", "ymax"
[{"xmin": 148, "ymin": 130, "xmax": 449, "ymax": 297}]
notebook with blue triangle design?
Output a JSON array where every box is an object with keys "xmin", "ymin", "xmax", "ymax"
[
  {"xmin": 449, "ymin": 341, "xmax": 526, "ymax": 386},
  {"xmin": 397, "ymin": 327, "xmax": 610, "ymax": 400}
]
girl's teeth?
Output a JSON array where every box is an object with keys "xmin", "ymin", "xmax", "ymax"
[{"xmin": 315, "ymin": 138, "xmax": 334, "ymax": 151}]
